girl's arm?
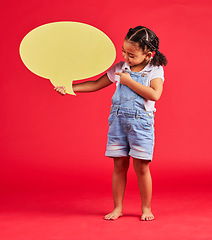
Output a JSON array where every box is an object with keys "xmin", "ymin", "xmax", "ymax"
[
  {"xmin": 55, "ymin": 74, "xmax": 113, "ymax": 95},
  {"xmin": 73, "ymin": 74, "xmax": 113, "ymax": 92},
  {"xmin": 115, "ymin": 72, "xmax": 163, "ymax": 101}
]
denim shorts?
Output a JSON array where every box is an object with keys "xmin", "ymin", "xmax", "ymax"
[{"xmin": 105, "ymin": 106, "xmax": 155, "ymax": 161}]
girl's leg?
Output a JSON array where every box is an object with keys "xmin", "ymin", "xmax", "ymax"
[
  {"xmin": 133, "ymin": 158, "xmax": 154, "ymax": 221},
  {"xmin": 104, "ymin": 156, "xmax": 130, "ymax": 220}
]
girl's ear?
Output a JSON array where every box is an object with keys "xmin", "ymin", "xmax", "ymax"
[{"xmin": 145, "ymin": 51, "xmax": 152, "ymax": 61}]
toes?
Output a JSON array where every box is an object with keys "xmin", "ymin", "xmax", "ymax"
[
  {"xmin": 104, "ymin": 212, "xmax": 123, "ymax": 221},
  {"xmin": 104, "ymin": 215, "xmax": 115, "ymax": 220},
  {"xmin": 148, "ymin": 215, "xmax": 154, "ymax": 221},
  {"xmin": 104, "ymin": 214, "xmax": 114, "ymax": 220},
  {"xmin": 141, "ymin": 215, "xmax": 154, "ymax": 221},
  {"xmin": 104, "ymin": 214, "xmax": 111, "ymax": 220}
]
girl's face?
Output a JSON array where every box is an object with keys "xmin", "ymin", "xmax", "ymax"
[{"xmin": 122, "ymin": 40, "xmax": 152, "ymax": 67}]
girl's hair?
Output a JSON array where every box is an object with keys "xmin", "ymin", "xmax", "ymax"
[{"xmin": 125, "ymin": 26, "xmax": 167, "ymax": 66}]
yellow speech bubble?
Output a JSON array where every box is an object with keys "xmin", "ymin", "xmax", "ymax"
[{"xmin": 19, "ymin": 22, "xmax": 116, "ymax": 95}]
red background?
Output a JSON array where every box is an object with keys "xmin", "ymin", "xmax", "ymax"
[
  {"xmin": 1, "ymin": 0, "xmax": 211, "ymax": 191},
  {"xmin": 0, "ymin": 0, "xmax": 212, "ymax": 239}
]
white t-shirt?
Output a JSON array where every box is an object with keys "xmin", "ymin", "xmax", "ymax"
[{"xmin": 107, "ymin": 61, "xmax": 165, "ymax": 112}]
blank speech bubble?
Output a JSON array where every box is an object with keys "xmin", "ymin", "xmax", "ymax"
[{"xmin": 19, "ymin": 22, "xmax": 116, "ymax": 95}]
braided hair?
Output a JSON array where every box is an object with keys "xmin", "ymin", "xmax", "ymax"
[{"xmin": 125, "ymin": 26, "xmax": 167, "ymax": 66}]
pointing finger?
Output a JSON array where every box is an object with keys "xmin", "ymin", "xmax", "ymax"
[{"xmin": 115, "ymin": 72, "xmax": 122, "ymax": 76}]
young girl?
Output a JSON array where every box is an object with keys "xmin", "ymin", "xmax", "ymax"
[{"xmin": 55, "ymin": 26, "xmax": 167, "ymax": 221}]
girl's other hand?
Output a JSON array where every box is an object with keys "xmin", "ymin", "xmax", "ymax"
[
  {"xmin": 54, "ymin": 86, "xmax": 66, "ymax": 95},
  {"xmin": 115, "ymin": 71, "xmax": 132, "ymax": 86}
]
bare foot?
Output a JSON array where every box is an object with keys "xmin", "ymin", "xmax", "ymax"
[
  {"xmin": 141, "ymin": 207, "xmax": 154, "ymax": 221},
  {"xmin": 104, "ymin": 208, "xmax": 123, "ymax": 220}
]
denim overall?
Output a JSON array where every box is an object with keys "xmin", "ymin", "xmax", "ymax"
[{"xmin": 105, "ymin": 70, "xmax": 155, "ymax": 161}]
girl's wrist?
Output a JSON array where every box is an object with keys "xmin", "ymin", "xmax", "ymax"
[{"xmin": 126, "ymin": 76, "xmax": 134, "ymax": 87}]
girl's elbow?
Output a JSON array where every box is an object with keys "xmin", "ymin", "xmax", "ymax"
[
  {"xmin": 154, "ymin": 96, "xmax": 161, "ymax": 101},
  {"xmin": 151, "ymin": 93, "xmax": 161, "ymax": 101}
]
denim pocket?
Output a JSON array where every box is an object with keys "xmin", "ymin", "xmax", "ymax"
[{"xmin": 138, "ymin": 113, "xmax": 154, "ymax": 130}]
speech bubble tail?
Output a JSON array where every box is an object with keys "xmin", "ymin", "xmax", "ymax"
[
  {"xmin": 65, "ymin": 84, "xmax": 76, "ymax": 96},
  {"xmin": 50, "ymin": 78, "xmax": 76, "ymax": 95}
]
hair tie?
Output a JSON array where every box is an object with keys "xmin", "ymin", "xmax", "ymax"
[{"xmin": 155, "ymin": 49, "xmax": 160, "ymax": 54}]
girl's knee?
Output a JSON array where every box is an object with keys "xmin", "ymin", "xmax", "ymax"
[
  {"xmin": 133, "ymin": 159, "xmax": 150, "ymax": 175},
  {"xmin": 114, "ymin": 157, "xmax": 130, "ymax": 173}
]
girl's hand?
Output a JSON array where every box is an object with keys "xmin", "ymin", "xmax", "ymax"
[
  {"xmin": 54, "ymin": 86, "xmax": 66, "ymax": 95},
  {"xmin": 115, "ymin": 71, "xmax": 133, "ymax": 86}
]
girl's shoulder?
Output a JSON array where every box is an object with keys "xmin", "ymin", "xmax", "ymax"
[
  {"xmin": 147, "ymin": 64, "xmax": 164, "ymax": 82},
  {"xmin": 150, "ymin": 64, "xmax": 164, "ymax": 74},
  {"xmin": 145, "ymin": 60, "xmax": 164, "ymax": 72}
]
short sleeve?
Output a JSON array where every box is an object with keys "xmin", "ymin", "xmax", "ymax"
[
  {"xmin": 150, "ymin": 66, "xmax": 165, "ymax": 83},
  {"xmin": 107, "ymin": 61, "xmax": 124, "ymax": 83}
]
